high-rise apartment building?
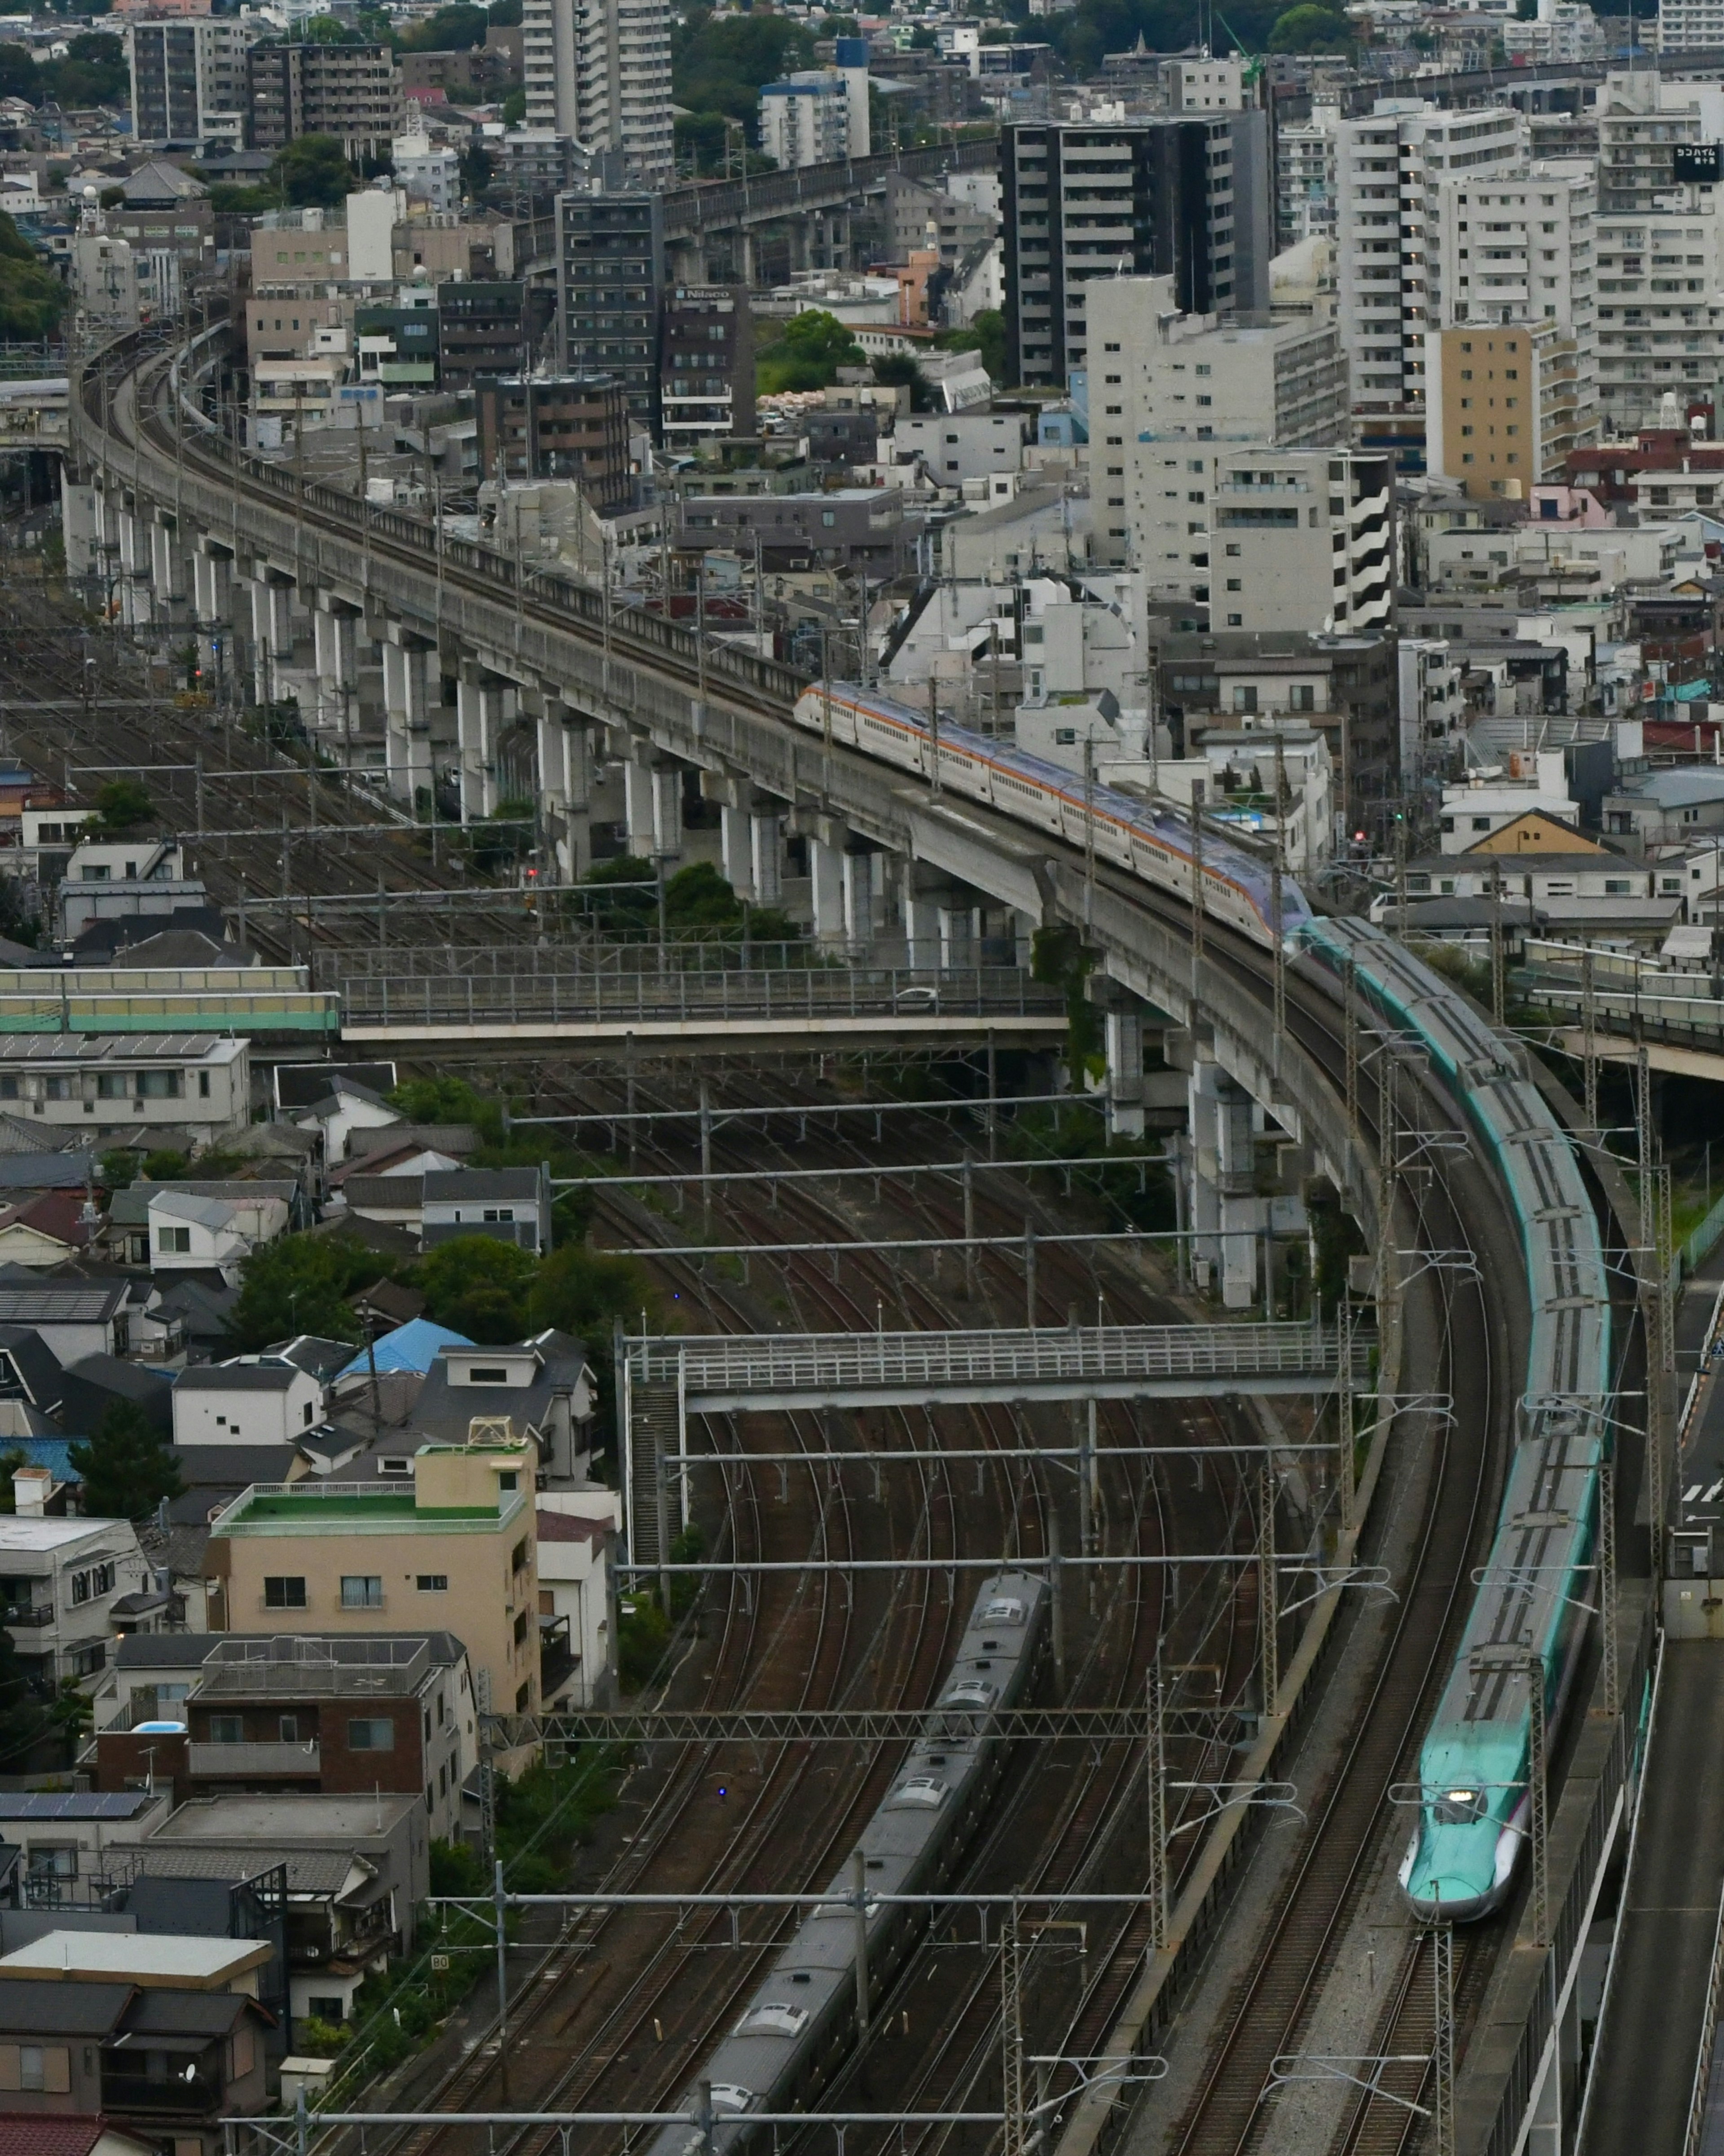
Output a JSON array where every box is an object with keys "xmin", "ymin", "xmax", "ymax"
[
  {"xmin": 556, "ymin": 190, "xmax": 664, "ymax": 432},
  {"xmin": 1595, "ymin": 72, "xmax": 1724, "ymax": 428},
  {"xmin": 1430, "ymin": 160, "xmax": 1596, "ymax": 335},
  {"xmin": 246, "ymin": 40, "xmax": 404, "ymax": 160},
  {"xmin": 1335, "ymin": 101, "xmax": 1526, "ymax": 416},
  {"xmin": 127, "ymin": 18, "xmax": 256, "ymax": 150},
  {"xmin": 1001, "ymin": 114, "xmax": 1272, "ymax": 389},
  {"xmin": 1088, "ymin": 274, "xmax": 1365, "ymax": 620},
  {"xmin": 1658, "ymin": 0, "xmax": 1724, "ymax": 52},
  {"xmin": 760, "ymin": 56, "xmax": 871, "ymax": 169},
  {"xmin": 523, "ymin": 0, "xmax": 672, "ymax": 181},
  {"xmin": 659, "ymin": 285, "xmax": 754, "ymax": 454},
  {"xmin": 1276, "ymin": 102, "xmax": 1338, "ymax": 250},
  {"xmin": 1426, "ymin": 322, "xmax": 1591, "ymax": 498}
]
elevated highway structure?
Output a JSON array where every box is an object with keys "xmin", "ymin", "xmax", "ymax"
[{"xmin": 67, "ymin": 324, "xmax": 1652, "ymax": 2156}]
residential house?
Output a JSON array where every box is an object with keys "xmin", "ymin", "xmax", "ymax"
[
  {"xmin": 333, "ymin": 1319, "xmax": 471, "ymax": 1389},
  {"xmin": 95, "ymin": 1632, "xmax": 474, "ymax": 1849},
  {"xmin": 290, "ymin": 1076, "xmax": 401, "ymax": 1164},
  {"xmin": 0, "ymin": 1331, "xmax": 65, "ymax": 1433},
  {"xmin": 148, "ymin": 1190, "xmax": 287, "ymax": 1280},
  {"xmin": 134, "ymin": 1790, "xmax": 431, "ymax": 2021},
  {"xmin": 0, "ymin": 1790, "xmax": 172, "ymax": 1888},
  {"xmin": 0, "ymin": 1039, "xmax": 248, "ymax": 1147},
  {"xmin": 203, "ymin": 1431, "xmax": 542, "ymax": 1726},
  {"xmin": 0, "ymin": 1278, "xmax": 131, "ymax": 1363},
  {"xmin": 536, "ymin": 1491, "xmax": 618, "ymax": 1708},
  {"xmin": 62, "ymin": 841, "xmax": 184, "ymax": 890},
  {"xmin": 0, "ymin": 1503, "xmax": 152, "ymax": 1694},
  {"xmin": 0, "ymin": 2115, "xmax": 157, "ymax": 2156},
  {"xmin": 421, "ymin": 1167, "xmax": 552, "ymax": 1256},
  {"xmin": 0, "ymin": 1196, "xmax": 97, "ymax": 1271},
  {"xmin": 59, "ymin": 1355, "xmax": 172, "ymax": 1440},
  {"xmin": 347, "ymin": 1278, "xmax": 426, "ymax": 1332},
  {"xmin": 0, "ymin": 1962, "xmax": 273, "ymax": 2155},
  {"xmin": 409, "ymin": 1332, "xmax": 596, "ymax": 1483},
  {"xmin": 171, "ymin": 1360, "xmax": 325, "ymax": 1450}
]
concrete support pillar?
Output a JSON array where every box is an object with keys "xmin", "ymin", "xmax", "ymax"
[
  {"xmin": 1188, "ymin": 1058, "xmax": 1262, "ymax": 1310},
  {"xmin": 382, "ymin": 637, "xmax": 433, "ymax": 807},
  {"xmin": 192, "ymin": 549, "xmax": 230, "ymax": 627},
  {"xmin": 538, "ymin": 704, "xmax": 593, "ymax": 880},
  {"xmin": 841, "ymin": 847, "xmax": 874, "ymax": 946},
  {"xmin": 750, "ymin": 808, "xmax": 783, "ymax": 903},
  {"xmin": 809, "ymin": 836, "xmax": 844, "ymax": 943},
  {"xmin": 457, "ymin": 670, "xmax": 506, "ymax": 823},
  {"xmin": 250, "ymin": 579, "xmax": 294, "ymax": 705},
  {"xmin": 937, "ymin": 903, "xmax": 975, "ymax": 969},
  {"xmin": 651, "ymin": 763, "xmax": 683, "ymax": 864},
  {"xmin": 622, "ymin": 754, "xmax": 656, "ymax": 856},
  {"xmin": 721, "ymin": 804, "xmax": 753, "ymax": 898},
  {"xmin": 118, "ymin": 509, "xmax": 151, "ymax": 629},
  {"xmin": 149, "ymin": 518, "xmax": 182, "ymax": 608},
  {"xmin": 313, "ymin": 605, "xmax": 358, "ymax": 753},
  {"xmin": 1103, "ymin": 998, "xmax": 1146, "ymax": 1141},
  {"xmin": 905, "ymin": 891, "xmax": 941, "ymax": 970}
]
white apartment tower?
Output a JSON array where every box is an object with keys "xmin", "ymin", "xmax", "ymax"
[
  {"xmin": 523, "ymin": 0, "xmax": 672, "ymax": 180},
  {"xmin": 1086, "ymin": 274, "xmax": 1385, "ymax": 630},
  {"xmin": 1335, "ymin": 100, "xmax": 1526, "ymax": 414},
  {"xmin": 1595, "ymin": 72, "xmax": 1724, "ymax": 429},
  {"xmin": 1277, "ymin": 101, "xmax": 1339, "ymax": 250}
]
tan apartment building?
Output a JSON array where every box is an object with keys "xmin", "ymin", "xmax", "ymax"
[
  {"xmin": 1427, "ymin": 323, "xmax": 1593, "ymax": 502},
  {"xmin": 202, "ymin": 1433, "xmax": 541, "ymax": 1723}
]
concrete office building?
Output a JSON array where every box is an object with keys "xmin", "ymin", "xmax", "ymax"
[
  {"xmin": 556, "ymin": 190, "xmax": 664, "ymax": 430},
  {"xmin": 1002, "ymin": 113, "xmax": 1273, "ymax": 388},
  {"xmin": 476, "ymin": 374, "xmax": 630, "ymax": 492},
  {"xmin": 523, "ymin": 0, "xmax": 672, "ymax": 180},
  {"xmin": 659, "ymin": 285, "xmax": 753, "ymax": 454},
  {"xmin": 1335, "ymin": 101, "xmax": 1526, "ymax": 417},
  {"xmin": 760, "ymin": 49, "xmax": 870, "ymax": 168}
]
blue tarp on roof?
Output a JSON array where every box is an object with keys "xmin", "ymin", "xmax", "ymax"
[{"xmin": 336, "ymin": 1317, "xmax": 473, "ymax": 1382}]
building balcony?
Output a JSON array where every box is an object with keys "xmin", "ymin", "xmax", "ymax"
[
  {"xmin": 3, "ymin": 1604, "xmax": 53, "ymax": 1627},
  {"xmin": 189, "ymin": 1739, "xmax": 321, "ymax": 1775}
]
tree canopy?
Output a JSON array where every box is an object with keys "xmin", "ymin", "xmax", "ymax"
[
  {"xmin": 226, "ymin": 1234, "xmax": 374, "ymax": 1351},
  {"xmin": 673, "ymin": 7, "xmax": 814, "ymax": 135},
  {"xmin": 273, "ymin": 134, "xmax": 356, "ymax": 208},
  {"xmin": 398, "ymin": 4, "xmax": 491, "ymax": 50},
  {"xmin": 756, "ymin": 309, "xmax": 866, "ymax": 394},
  {"xmin": 69, "ymin": 1401, "xmax": 181, "ymax": 1521},
  {"xmin": 936, "ymin": 310, "xmax": 1007, "ymax": 387},
  {"xmin": 87, "ymin": 777, "xmax": 154, "ymax": 835},
  {"xmin": 1266, "ymin": 3, "xmax": 1355, "ymax": 49},
  {"xmin": 0, "ymin": 212, "xmax": 62, "ymax": 341},
  {"xmin": 576, "ymin": 857, "xmax": 801, "ymax": 945}
]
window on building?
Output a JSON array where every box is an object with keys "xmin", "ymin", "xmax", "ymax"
[
  {"xmin": 265, "ymin": 1576, "xmax": 307, "ymax": 1609},
  {"xmin": 157, "ymin": 1226, "xmax": 191, "ymax": 1254},
  {"xmin": 347, "ymin": 1717, "xmax": 395, "ymax": 1750},
  {"xmin": 341, "ymin": 1576, "xmax": 384, "ymax": 1609},
  {"xmin": 418, "ymin": 1574, "xmax": 449, "ymax": 1592},
  {"xmin": 207, "ymin": 1714, "xmax": 244, "ymax": 1743}
]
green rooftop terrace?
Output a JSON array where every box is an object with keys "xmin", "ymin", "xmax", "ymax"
[{"xmin": 210, "ymin": 1482, "xmax": 520, "ymax": 1534}]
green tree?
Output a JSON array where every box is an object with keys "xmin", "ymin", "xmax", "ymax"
[
  {"xmin": 756, "ymin": 309, "xmax": 865, "ymax": 393},
  {"xmin": 528, "ymin": 1243, "xmax": 645, "ymax": 1338},
  {"xmin": 0, "ymin": 1623, "xmax": 43, "ymax": 1770},
  {"xmin": 226, "ymin": 1234, "xmax": 371, "ymax": 1351},
  {"xmin": 487, "ymin": 0, "xmax": 523, "ymax": 22},
  {"xmin": 36, "ymin": 33, "xmax": 127, "ymax": 104},
  {"xmin": 673, "ymin": 7, "xmax": 814, "ymax": 130},
  {"xmin": 87, "ymin": 777, "xmax": 153, "ymax": 834},
  {"xmin": 69, "ymin": 1401, "xmax": 181, "ymax": 1521},
  {"xmin": 299, "ymin": 14, "xmax": 365, "ymax": 40},
  {"xmin": 872, "ymin": 352, "xmax": 934, "ymax": 411},
  {"xmin": 0, "ymin": 211, "xmax": 63, "ymax": 340},
  {"xmin": 141, "ymin": 1149, "xmax": 188, "ymax": 1182},
  {"xmin": 272, "ymin": 133, "xmax": 355, "ymax": 208},
  {"xmin": 399, "ymin": 3, "xmax": 490, "ymax": 48},
  {"xmin": 500, "ymin": 88, "xmax": 527, "ymax": 124},
  {"xmin": 386, "ymin": 1072, "xmax": 504, "ymax": 1142},
  {"xmin": 1266, "ymin": 0, "xmax": 1355, "ymax": 43},
  {"xmin": 0, "ymin": 1443, "xmax": 25, "ymax": 1511},
  {"xmin": 416, "ymin": 1235, "xmax": 538, "ymax": 1342},
  {"xmin": 936, "ymin": 309, "xmax": 1007, "ymax": 386},
  {"xmin": 909, "ymin": 24, "xmax": 938, "ymax": 46}
]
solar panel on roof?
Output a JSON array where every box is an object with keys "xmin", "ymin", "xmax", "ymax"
[{"xmin": 0, "ymin": 1792, "xmax": 153, "ymax": 1819}]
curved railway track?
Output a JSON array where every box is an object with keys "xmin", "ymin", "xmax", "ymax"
[{"xmin": 79, "ymin": 327, "xmax": 1546, "ymax": 2156}]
